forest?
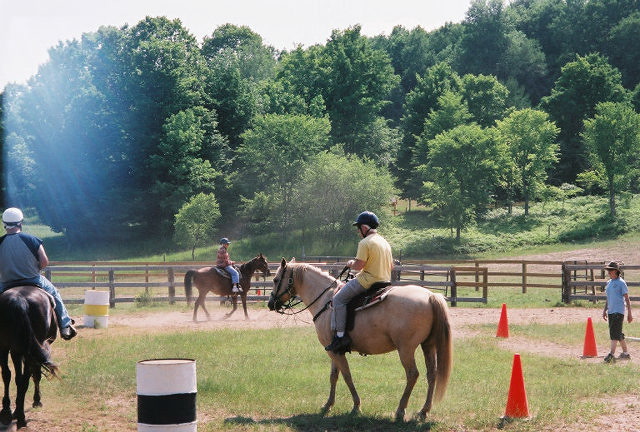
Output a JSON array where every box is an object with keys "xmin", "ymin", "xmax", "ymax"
[{"xmin": 1, "ymin": 0, "xmax": 639, "ymax": 250}]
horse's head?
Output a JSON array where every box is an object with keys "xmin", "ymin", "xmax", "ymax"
[
  {"xmin": 255, "ymin": 253, "xmax": 271, "ymax": 277},
  {"xmin": 268, "ymin": 258, "xmax": 296, "ymax": 312}
]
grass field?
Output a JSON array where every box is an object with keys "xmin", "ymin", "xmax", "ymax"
[{"xmin": 21, "ymin": 303, "xmax": 639, "ymax": 432}]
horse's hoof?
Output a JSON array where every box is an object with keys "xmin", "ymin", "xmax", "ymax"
[
  {"xmin": 395, "ymin": 410, "xmax": 406, "ymax": 422},
  {"xmin": 416, "ymin": 410, "xmax": 427, "ymax": 421},
  {"xmin": 16, "ymin": 419, "xmax": 27, "ymax": 429},
  {"xmin": 350, "ymin": 407, "xmax": 361, "ymax": 416},
  {"xmin": 33, "ymin": 401, "xmax": 43, "ymax": 408},
  {"xmin": 319, "ymin": 405, "xmax": 332, "ymax": 416}
]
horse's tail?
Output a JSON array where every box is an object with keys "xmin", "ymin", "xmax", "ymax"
[
  {"xmin": 423, "ymin": 292, "xmax": 453, "ymax": 403},
  {"xmin": 184, "ymin": 270, "xmax": 195, "ymax": 305},
  {"xmin": 7, "ymin": 296, "xmax": 58, "ymax": 378}
]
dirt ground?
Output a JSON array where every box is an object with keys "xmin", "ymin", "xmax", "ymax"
[{"xmin": 4, "ymin": 244, "xmax": 640, "ymax": 431}]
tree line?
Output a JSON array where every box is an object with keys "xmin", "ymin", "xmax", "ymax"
[{"xmin": 1, "ymin": 0, "xmax": 640, "ymax": 249}]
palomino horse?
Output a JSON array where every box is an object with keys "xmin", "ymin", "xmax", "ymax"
[
  {"xmin": 0, "ymin": 286, "xmax": 58, "ymax": 429},
  {"xmin": 184, "ymin": 253, "xmax": 270, "ymax": 321},
  {"xmin": 268, "ymin": 259, "xmax": 452, "ymax": 421}
]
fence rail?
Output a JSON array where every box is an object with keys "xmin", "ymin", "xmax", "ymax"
[{"xmin": 46, "ymin": 259, "xmax": 638, "ymax": 308}]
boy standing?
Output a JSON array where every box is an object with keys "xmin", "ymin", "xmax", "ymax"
[{"xmin": 602, "ymin": 261, "xmax": 633, "ymax": 362}]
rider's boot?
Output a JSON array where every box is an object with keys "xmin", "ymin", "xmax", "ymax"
[
  {"xmin": 325, "ymin": 332, "xmax": 352, "ymax": 354},
  {"xmin": 59, "ymin": 317, "xmax": 77, "ymax": 341},
  {"xmin": 232, "ymin": 283, "xmax": 243, "ymax": 293},
  {"xmin": 60, "ymin": 324, "xmax": 77, "ymax": 340}
]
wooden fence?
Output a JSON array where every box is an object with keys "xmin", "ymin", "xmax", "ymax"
[
  {"xmin": 46, "ymin": 259, "xmax": 636, "ymax": 308},
  {"xmin": 562, "ymin": 262, "xmax": 640, "ymax": 303}
]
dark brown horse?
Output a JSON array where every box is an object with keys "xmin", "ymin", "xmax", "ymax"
[
  {"xmin": 184, "ymin": 253, "xmax": 270, "ymax": 321},
  {"xmin": 0, "ymin": 286, "xmax": 58, "ymax": 429}
]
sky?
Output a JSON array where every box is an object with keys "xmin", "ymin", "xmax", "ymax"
[{"xmin": 1, "ymin": 0, "xmax": 473, "ymax": 90}]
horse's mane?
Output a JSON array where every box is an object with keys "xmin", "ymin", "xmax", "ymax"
[{"xmin": 290, "ymin": 262, "xmax": 335, "ymax": 284}]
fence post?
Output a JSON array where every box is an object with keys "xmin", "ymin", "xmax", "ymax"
[
  {"xmin": 475, "ymin": 261, "xmax": 480, "ymax": 292},
  {"xmin": 482, "ymin": 268, "xmax": 488, "ymax": 302},
  {"xmin": 168, "ymin": 268, "xmax": 175, "ymax": 305},
  {"xmin": 561, "ymin": 262, "xmax": 570, "ymax": 304},
  {"xmin": 522, "ymin": 262, "xmax": 527, "ymax": 294},
  {"xmin": 450, "ymin": 268, "xmax": 457, "ymax": 307},
  {"xmin": 109, "ymin": 270, "xmax": 116, "ymax": 308}
]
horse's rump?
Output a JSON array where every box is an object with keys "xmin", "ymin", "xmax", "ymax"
[{"xmin": 0, "ymin": 286, "xmax": 58, "ymax": 374}]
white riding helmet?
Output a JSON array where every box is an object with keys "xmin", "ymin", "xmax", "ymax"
[{"xmin": 2, "ymin": 207, "xmax": 24, "ymax": 225}]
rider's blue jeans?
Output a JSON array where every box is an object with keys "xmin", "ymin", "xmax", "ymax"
[
  {"xmin": 0, "ymin": 275, "xmax": 73, "ymax": 328},
  {"xmin": 225, "ymin": 266, "xmax": 240, "ymax": 284},
  {"xmin": 331, "ymin": 278, "xmax": 366, "ymax": 334}
]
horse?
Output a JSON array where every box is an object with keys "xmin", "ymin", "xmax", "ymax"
[
  {"xmin": 0, "ymin": 286, "xmax": 59, "ymax": 429},
  {"xmin": 268, "ymin": 259, "xmax": 452, "ymax": 421},
  {"xmin": 184, "ymin": 253, "xmax": 270, "ymax": 321}
]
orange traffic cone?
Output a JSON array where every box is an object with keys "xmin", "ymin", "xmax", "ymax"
[
  {"xmin": 496, "ymin": 303, "xmax": 509, "ymax": 338},
  {"xmin": 582, "ymin": 317, "xmax": 598, "ymax": 358},
  {"xmin": 504, "ymin": 353, "xmax": 529, "ymax": 418}
]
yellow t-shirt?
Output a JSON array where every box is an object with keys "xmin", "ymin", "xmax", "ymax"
[{"xmin": 354, "ymin": 233, "xmax": 393, "ymax": 289}]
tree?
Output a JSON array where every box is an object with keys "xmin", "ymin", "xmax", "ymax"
[
  {"xmin": 174, "ymin": 193, "xmax": 221, "ymax": 260},
  {"xmin": 407, "ymin": 91, "xmax": 472, "ymax": 199},
  {"xmin": 607, "ymin": 12, "xmax": 640, "ymax": 89},
  {"xmin": 294, "ymin": 149, "xmax": 398, "ymax": 250},
  {"xmin": 496, "ymin": 109, "xmax": 559, "ymax": 215},
  {"xmin": 321, "ymin": 26, "xmax": 399, "ymax": 156},
  {"xmin": 398, "ymin": 62, "xmax": 461, "ymax": 200},
  {"xmin": 456, "ymin": 0, "xmax": 510, "ymax": 78},
  {"xmin": 541, "ymin": 53, "xmax": 629, "ymax": 183},
  {"xmin": 582, "ymin": 102, "xmax": 640, "ymax": 216},
  {"xmin": 419, "ymin": 124, "xmax": 506, "ymax": 239},
  {"xmin": 148, "ymin": 107, "xmax": 226, "ymax": 229},
  {"xmin": 236, "ymin": 114, "xmax": 331, "ymax": 232},
  {"xmin": 202, "ymin": 24, "xmax": 277, "ymax": 148},
  {"xmin": 460, "ymin": 73, "xmax": 511, "ymax": 128},
  {"xmin": 201, "ymin": 24, "xmax": 277, "ymax": 82}
]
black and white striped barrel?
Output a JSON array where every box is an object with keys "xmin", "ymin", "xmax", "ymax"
[{"xmin": 136, "ymin": 358, "xmax": 197, "ymax": 431}]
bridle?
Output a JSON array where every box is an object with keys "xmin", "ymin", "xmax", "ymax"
[{"xmin": 271, "ymin": 264, "xmax": 338, "ymax": 320}]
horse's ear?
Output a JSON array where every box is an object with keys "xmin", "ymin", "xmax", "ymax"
[
  {"xmin": 280, "ymin": 258, "xmax": 287, "ymax": 267},
  {"xmin": 291, "ymin": 257, "xmax": 296, "ymax": 263}
]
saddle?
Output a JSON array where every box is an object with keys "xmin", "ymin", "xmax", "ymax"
[
  {"xmin": 345, "ymin": 282, "xmax": 393, "ymax": 332},
  {"xmin": 212, "ymin": 265, "xmax": 239, "ymax": 280}
]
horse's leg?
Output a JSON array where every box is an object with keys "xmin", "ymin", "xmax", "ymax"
[
  {"xmin": 193, "ymin": 290, "xmax": 208, "ymax": 322},
  {"xmin": 418, "ymin": 343, "xmax": 437, "ymax": 420},
  {"xmin": 328, "ymin": 354, "xmax": 361, "ymax": 415},
  {"xmin": 12, "ymin": 354, "xmax": 29, "ymax": 428},
  {"xmin": 32, "ymin": 365, "xmax": 42, "ymax": 408},
  {"xmin": 224, "ymin": 295, "xmax": 238, "ymax": 319},
  {"xmin": 241, "ymin": 293, "xmax": 249, "ymax": 320},
  {"xmin": 395, "ymin": 346, "xmax": 420, "ymax": 422},
  {"xmin": 0, "ymin": 351, "xmax": 11, "ymax": 425},
  {"xmin": 320, "ymin": 359, "xmax": 339, "ymax": 415},
  {"xmin": 198, "ymin": 290, "xmax": 212, "ymax": 321}
]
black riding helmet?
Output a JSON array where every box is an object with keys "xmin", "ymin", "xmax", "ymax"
[{"xmin": 353, "ymin": 211, "xmax": 379, "ymax": 229}]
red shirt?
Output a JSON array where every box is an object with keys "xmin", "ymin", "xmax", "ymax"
[{"xmin": 216, "ymin": 246, "xmax": 233, "ymax": 267}]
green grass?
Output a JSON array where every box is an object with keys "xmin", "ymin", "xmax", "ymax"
[{"xmin": 39, "ymin": 323, "xmax": 640, "ymax": 431}]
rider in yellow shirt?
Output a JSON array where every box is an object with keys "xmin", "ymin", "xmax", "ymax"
[{"xmin": 325, "ymin": 211, "xmax": 393, "ymax": 354}]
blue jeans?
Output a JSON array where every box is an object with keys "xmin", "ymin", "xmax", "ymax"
[
  {"xmin": 0, "ymin": 275, "xmax": 73, "ymax": 328},
  {"xmin": 331, "ymin": 278, "xmax": 366, "ymax": 333},
  {"xmin": 225, "ymin": 266, "xmax": 240, "ymax": 284}
]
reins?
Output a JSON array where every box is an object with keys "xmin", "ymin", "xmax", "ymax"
[{"xmin": 272, "ymin": 264, "xmax": 338, "ymax": 319}]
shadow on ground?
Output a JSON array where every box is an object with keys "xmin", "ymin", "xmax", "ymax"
[{"xmin": 225, "ymin": 412, "xmax": 436, "ymax": 431}]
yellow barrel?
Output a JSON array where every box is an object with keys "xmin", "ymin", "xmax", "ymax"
[
  {"xmin": 137, "ymin": 358, "xmax": 197, "ymax": 432},
  {"xmin": 83, "ymin": 290, "xmax": 110, "ymax": 328}
]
